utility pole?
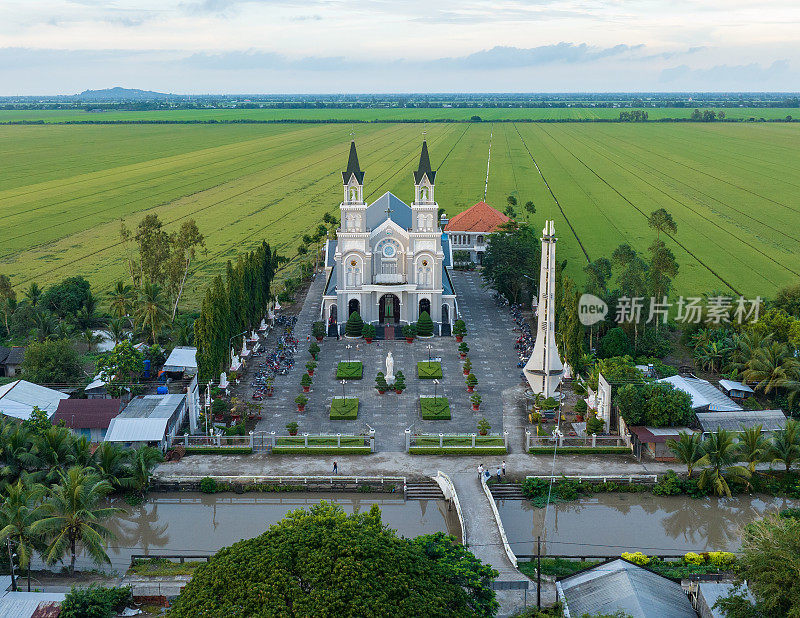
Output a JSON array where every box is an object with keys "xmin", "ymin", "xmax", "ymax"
[
  {"xmin": 7, "ymin": 538, "xmax": 17, "ymax": 591},
  {"xmin": 536, "ymin": 536, "xmax": 541, "ymax": 609}
]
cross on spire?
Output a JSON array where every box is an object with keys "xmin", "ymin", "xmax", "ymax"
[{"xmin": 385, "ymin": 205, "xmax": 393, "ymax": 218}]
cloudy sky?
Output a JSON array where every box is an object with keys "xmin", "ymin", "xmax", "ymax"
[{"xmin": 1, "ymin": 0, "xmax": 799, "ymax": 94}]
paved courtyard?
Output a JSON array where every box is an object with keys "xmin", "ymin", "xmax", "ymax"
[{"xmin": 248, "ymin": 270, "xmax": 524, "ymax": 451}]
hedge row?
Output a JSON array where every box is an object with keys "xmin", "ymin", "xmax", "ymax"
[
  {"xmin": 527, "ymin": 446, "xmax": 631, "ymax": 455},
  {"xmin": 271, "ymin": 446, "xmax": 372, "ymax": 455},
  {"xmin": 409, "ymin": 447, "xmax": 508, "ymax": 456},
  {"xmin": 184, "ymin": 447, "xmax": 252, "ymax": 455}
]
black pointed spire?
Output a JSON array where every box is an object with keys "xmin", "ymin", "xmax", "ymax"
[
  {"xmin": 414, "ymin": 140, "xmax": 436, "ymax": 184},
  {"xmin": 342, "ymin": 141, "xmax": 365, "ymax": 184}
]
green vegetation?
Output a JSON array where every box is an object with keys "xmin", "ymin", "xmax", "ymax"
[
  {"xmin": 416, "ymin": 436, "xmax": 505, "ymax": 447},
  {"xmin": 276, "ymin": 436, "xmax": 365, "ymax": 446},
  {"xmin": 410, "ymin": 447, "xmax": 509, "ymax": 456},
  {"xmin": 417, "ymin": 361, "xmax": 443, "ymax": 379},
  {"xmin": 128, "ymin": 557, "xmax": 206, "ymax": 576},
  {"xmin": 272, "ymin": 446, "xmax": 372, "ymax": 455},
  {"xmin": 344, "ymin": 311, "xmax": 363, "ymax": 337},
  {"xmin": 420, "ymin": 397, "xmax": 451, "ymax": 420},
  {"xmin": 336, "ymin": 361, "xmax": 363, "ymax": 379},
  {"xmin": 416, "ymin": 311, "xmax": 434, "ymax": 336},
  {"xmin": 2, "ymin": 122, "xmax": 799, "ymax": 308},
  {"xmin": 527, "ymin": 446, "xmax": 632, "ymax": 455},
  {"xmin": 183, "ymin": 446, "xmax": 252, "ymax": 455},
  {"xmin": 330, "ymin": 397, "xmax": 359, "ymax": 420},
  {"xmin": 60, "ymin": 584, "xmax": 132, "ymax": 618},
  {"xmin": 616, "ymin": 381, "xmax": 693, "ymax": 427},
  {"xmin": 169, "ymin": 503, "xmax": 498, "ymax": 617}
]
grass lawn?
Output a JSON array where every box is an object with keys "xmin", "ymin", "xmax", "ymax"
[
  {"xmin": 129, "ymin": 558, "xmax": 207, "ymax": 577},
  {"xmin": 277, "ymin": 436, "xmax": 364, "ymax": 446},
  {"xmin": 336, "ymin": 361, "xmax": 363, "ymax": 379},
  {"xmin": 330, "ymin": 397, "xmax": 359, "ymax": 420},
  {"xmin": 417, "ymin": 361, "xmax": 443, "ymax": 379},
  {"xmin": 420, "ymin": 397, "xmax": 451, "ymax": 420},
  {"xmin": 417, "ymin": 436, "xmax": 504, "ymax": 446}
]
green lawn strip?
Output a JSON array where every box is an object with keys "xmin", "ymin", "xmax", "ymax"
[
  {"xmin": 409, "ymin": 447, "xmax": 508, "ymax": 455},
  {"xmin": 276, "ymin": 437, "xmax": 364, "ymax": 446},
  {"xmin": 417, "ymin": 437, "xmax": 504, "ymax": 447},
  {"xmin": 272, "ymin": 446, "xmax": 371, "ymax": 455},
  {"xmin": 336, "ymin": 361, "xmax": 363, "ymax": 379},
  {"xmin": 330, "ymin": 397, "xmax": 359, "ymax": 420},
  {"xmin": 528, "ymin": 446, "xmax": 631, "ymax": 455},
  {"xmin": 420, "ymin": 397, "xmax": 451, "ymax": 420},
  {"xmin": 416, "ymin": 361, "xmax": 443, "ymax": 379},
  {"xmin": 128, "ymin": 558, "xmax": 207, "ymax": 577},
  {"xmin": 184, "ymin": 446, "xmax": 252, "ymax": 455}
]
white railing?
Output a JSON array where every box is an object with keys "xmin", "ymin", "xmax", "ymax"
[
  {"xmin": 525, "ymin": 474, "xmax": 658, "ymax": 484},
  {"xmin": 481, "ymin": 475, "xmax": 517, "ymax": 568},
  {"xmin": 178, "ymin": 435, "xmax": 252, "ymax": 448},
  {"xmin": 525, "ymin": 430, "xmax": 631, "ymax": 450},
  {"xmin": 435, "ymin": 471, "xmax": 467, "ymax": 546},
  {"xmin": 406, "ymin": 430, "xmax": 508, "ymax": 451},
  {"xmin": 157, "ymin": 474, "xmax": 406, "ymax": 494}
]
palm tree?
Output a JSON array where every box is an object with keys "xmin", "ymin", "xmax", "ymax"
[
  {"xmin": 121, "ymin": 447, "xmax": 164, "ymax": 495},
  {"xmin": 53, "ymin": 320, "xmax": 75, "ymax": 341},
  {"xmin": 666, "ymin": 431, "xmax": 706, "ymax": 478},
  {"xmin": 33, "ymin": 467, "xmax": 123, "ymax": 575},
  {"xmin": 107, "ymin": 317, "xmax": 127, "ymax": 345},
  {"xmin": 28, "ymin": 427, "xmax": 77, "ymax": 485},
  {"xmin": 0, "ymin": 421, "xmax": 33, "ymax": 484},
  {"xmin": 744, "ymin": 342, "xmax": 800, "ymax": 396},
  {"xmin": 33, "ymin": 310, "xmax": 57, "ymax": 342},
  {"xmin": 698, "ymin": 429, "xmax": 751, "ymax": 497},
  {"xmin": 93, "ymin": 443, "xmax": 131, "ymax": 489},
  {"xmin": 135, "ymin": 282, "xmax": 169, "ymax": 345},
  {"xmin": 728, "ymin": 329, "xmax": 771, "ymax": 376},
  {"xmin": 24, "ymin": 283, "xmax": 41, "ymax": 308},
  {"xmin": 738, "ymin": 424, "xmax": 770, "ymax": 473},
  {"xmin": 693, "ymin": 341, "xmax": 732, "ymax": 374},
  {"xmin": 0, "ymin": 480, "xmax": 46, "ymax": 590},
  {"xmin": 107, "ymin": 281, "xmax": 135, "ymax": 321},
  {"xmin": 769, "ymin": 419, "xmax": 800, "ymax": 473}
]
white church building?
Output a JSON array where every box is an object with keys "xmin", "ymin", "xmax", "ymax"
[{"xmin": 321, "ymin": 140, "xmax": 458, "ymax": 336}]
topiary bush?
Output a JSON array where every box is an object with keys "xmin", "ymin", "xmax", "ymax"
[
  {"xmin": 416, "ymin": 311, "xmax": 434, "ymax": 336},
  {"xmin": 707, "ymin": 551, "xmax": 736, "ymax": 570},
  {"xmin": 621, "ymin": 551, "xmax": 651, "ymax": 566},
  {"xmin": 345, "ymin": 311, "xmax": 363, "ymax": 337},
  {"xmin": 683, "ymin": 552, "xmax": 705, "ymax": 566},
  {"xmin": 200, "ymin": 477, "xmax": 220, "ymax": 494},
  {"xmin": 362, "ymin": 323, "xmax": 376, "ymax": 340},
  {"xmin": 574, "ymin": 399, "xmax": 588, "ymax": 414}
]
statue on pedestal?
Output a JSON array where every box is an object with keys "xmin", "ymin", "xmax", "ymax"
[{"xmin": 385, "ymin": 351, "xmax": 395, "ymax": 384}]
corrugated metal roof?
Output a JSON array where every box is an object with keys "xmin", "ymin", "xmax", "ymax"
[
  {"xmin": 629, "ymin": 426, "xmax": 694, "ymax": 444},
  {"xmin": 51, "ymin": 399, "xmax": 121, "ymax": 430},
  {"xmin": 718, "ymin": 379, "xmax": 754, "ymax": 394},
  {"xmin": 558, "ymin": 559, "xmax": 695, "ymax": 618},
  {"xmin": 163, "ymin": 346, "xmax": 198, "ymax": 373},
  {"xmin": 119, "ymin": 394, "xmax": 185, "ymax": 419},
  {"xmin": 0, "ymin": 591, "xmax": 66, "ymax": 618},
  {"xmin": 0, "ymin": 381, "xmax": 70, "ymax": 421},
  {"xmin": 657, "ymin": 375, "xmax": 742, "ymax": 411},
  {"xmin": 696, "ymin": 410, "xmax": 786, "ymax": 433},
  {"xmin": 104, "ymin": 416, "xmax": 169, "ymax": 443}
]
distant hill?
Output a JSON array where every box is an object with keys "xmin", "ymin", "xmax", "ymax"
[{"xmin": 74, "ymin": 87, "xmax": 173, "ymax": 101}]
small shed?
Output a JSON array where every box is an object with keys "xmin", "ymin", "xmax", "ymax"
[
  {"xmin": 0, "ymin": 346, "xmax": 25, "ymax": 378},
  {"xmin": 556, "ymin": 558, "xmax": 696, "ymax": 618},
  {"xmin": 696, "ymin": 409, "xmax": 786, "ymax": 437},
  {"xmin": 50, "ymin": 398, "xmax": 122, "ymax": 442},
  {"xmin": 104, "ymin": 394, "xmax": 187, "ymax": 451},
  {"xmin": 717, "ymin": 379, "xmax": 755, "ymax": 400},
  {"xmin": 629, "ymin": 426, "xmax": 695, "ymax": 461},
  {"xmin": 692, "ymin": 581, "xmax": 755, "ymax": 618},
  {"xmin": 657, "ymin": 375, "xmax": 742, "ymax": 412},
  {"xmin": 0, "ymin": 380, "xmax": 69, "ymax": 421},
  {"xmin": 162, "ymin": 346, "xmax": 198, "ymax": 377}
]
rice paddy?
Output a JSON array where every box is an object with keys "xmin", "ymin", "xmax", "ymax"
[{"xmin": 2, "ymin": 120, "xmax": 798, "ymax": 307}]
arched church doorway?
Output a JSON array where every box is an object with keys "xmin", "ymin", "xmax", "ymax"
[
  {"xmin": 441, "ymin": 304, "xmax": 450, "ymax": 324},
  {"xmin": 379, "ymin": 294, "xmax": 400, "ymax": 324},
  {"xmin": 348, "ymin": 299, "xmax": 360, "ymax": 318},
  {"xmin": 419, "ymin": 298, "xmax": 431, "ymax": 318}
]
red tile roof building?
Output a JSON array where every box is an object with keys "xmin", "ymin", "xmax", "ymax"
[{"xmin": 443, "ymin": 201, "xmax": 509, "ymax": 265}]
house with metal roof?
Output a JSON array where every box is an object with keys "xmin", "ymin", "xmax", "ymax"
[
  {"xmin": 51, "ymin": 398, "xmax": 122, "ymax": 442},
  {"xmin": 443, "ymin": 201, "xmax": 510, "ymax": 266},
  {"xmin": 104, "ymin": 393, "xmax": 187, "ymax": 451},
  {"xmin": 321, "ymin": 140, "xmax": 458, "ymax": 337},
  {"xmin": 163, "ymin": 346, "xmax": 198, "ymax": 377},
  {"xmin": 556, "ymin": 558, "xmax": 696, "ymax": 618},
  {"xmin": 0, "ymin": 380, "xmax": 70, "ymax": 421},
  {"xmin": 628, "ymin": 425, "xmax": 696, "ymax": 460},
  {"xmin": 696, "ymin": 409, "xmax": 786, "ymax": 436},
  {"xmin": 657, "ymin": 375, "xmax": 742, "ymax": 412},
  {"xmin": 0, "ymin": 346, "xmax": 25, "ymax": 377},
  {"xmin": 717, "ymin": 379, "xmax": 755, "ymax": 401}
]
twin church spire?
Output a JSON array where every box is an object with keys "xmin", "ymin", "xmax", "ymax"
[{"xmin": 342, "ymin": 139, "xmax": 435, "ymax": 195}]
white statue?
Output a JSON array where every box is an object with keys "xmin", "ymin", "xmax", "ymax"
[{"xmin": 385, "ymin": 351, "xmax": 395, "ymax": 384}]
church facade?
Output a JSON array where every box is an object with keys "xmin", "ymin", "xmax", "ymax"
[{"xmin": 321, "ymin": 141, "xmax": 458, "ymax": 336}]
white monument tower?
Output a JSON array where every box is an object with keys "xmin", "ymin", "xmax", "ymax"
[{"xmin": 524, "ymin": 220, "xmax": 564, "ymax": 398}]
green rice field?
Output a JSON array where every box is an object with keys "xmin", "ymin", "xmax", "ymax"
[{"xmin": 1, "ymin": 120, "xmax": 798, "ymax": 307}]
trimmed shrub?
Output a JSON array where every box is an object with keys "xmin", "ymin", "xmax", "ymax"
[
  {"xmin": 453, "ymin": 319, "xmax": 467, "ymax": 337},
  {"xmin": 527, "ymin": 446, "xmax": 632, "ymax": 455},
  {"xmin": 375, "ymin": 371, "xmax": 388, "ymax": 392},
  {"xmin": 416, "ymin": 311, "xmax": 434, "ymax": 336},
  {"xmin": 184, "ymin": 447, "xmax": 252, "ymax": 455},
  {"xmin": 345, "ymin": 311, "xmax": 363, "ymax": 337},
  {"xmin": 330, "ymin": 397, "xmax": 359, "ymax": 420},
  {"xmin": 272, "ymin": 447, "xmax": 371, "ymax": 455},
  {"xmin": 336, "ymin": 361, "xmax": 363, "ymax": 379},
  {"xmin": 393, "ymin": 371, "xmax": 406, "ymax": 392},
  {"xmin": 362, "ymin": 324, "xmax": 376, "ymax": 340},
  {"xmin": 683, "ymin": 552, "xmax": 705, "ymax": 566},
  {"xmin": 409, "ymin": 447, "xmax": 508, "ymax": 456},
  {"xmin": 402, "ymin": 324, "xmax": 416, "ymax": 339},
  {"xmin": 311, "ymin": 321, "xmax": 326, "ymax": 339},
  {"xmin": 417, "ymin": 361, "xmax": 443, "ymax": 379},
  {"xmin": 621, "ymin": 551, "xmax": 651, "ymax": 565},
  {"xmin": 200, "ymin": 477, "xmax": 220, "ymax": 493},
  {"xmin": 574, "ymin": 399, "xmax": 588, "ymax": 414},
  {"xmin": 707, "ymin": 552, "xmax": 736, "ymax": 569}
]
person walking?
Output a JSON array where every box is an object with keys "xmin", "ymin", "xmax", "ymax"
[
  {"xmin": 477, "ymin": 464, "xmax": 484, "ymax": 480},
  {"xmin": 496, "ymin": 467, "xmax": 502, "ymax": 481},
  {"xmin": 333, "ymin": 461, "xmax": 338, "ymax": 475},
  {"xmin": 502, "ymin": 460, "xmax": 506, "ymax": 476}
]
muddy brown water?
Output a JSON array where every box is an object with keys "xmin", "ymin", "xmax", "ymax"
[
  {"xmin": 497, "ymin": 493, "xmax": 798, "ymax": 557},
  {"xmin": 77, "ymin": 492, "xmax": 457, "ymax": 571}
]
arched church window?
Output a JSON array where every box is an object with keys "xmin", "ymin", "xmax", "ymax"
[
  {"xmin": 346, "ymin": 258, "xmax": 361, "ymax": 287},
  {"xmin": 417, "ymin": 258, "xmax": 432, "ymax": 288}
]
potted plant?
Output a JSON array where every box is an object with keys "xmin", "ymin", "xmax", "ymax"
[
  {"xmin": 458, "ymin": 342, "xmax": 469, "ymax": 359},
  {"xmin": 375, "ymin": 371, "xmax": 388, "ymax": 394},
  {"xmin": 308, "ymin": 341, "xmax": 320, "ymax": 360},
  {"xmin": 465, "ymin": 373, "xmax": 478, "ymax": 393},
  {"xmin": 211, "ymin": 398, "xmax": 227, "ymax": 420},
  {"xmin": 210, "ymin": 386, "xmax": 224, "ymax": 399},
  {"xmin": 345, "ymin": 311, "xmax": 363, "ymax": 338},
  {"xmin": 312, "ymin": 321, "xmax": 326, "ymax": 342},
  {"xmin": 286, "ymin": 421, "xmax": 299, "ymax": 436},
  {"xmin": 394, "ymin": 371, "xmax": 406, "ymax": 394},
  {"xmin": 402, "ymin": 324, "xmax": 416, "ymax": 343},
  {"xmin": 265, "ymin": 377, "xmax": 274, "ymax": 397},
  {"xmin": 362, "ymin": 323, "xmax": 376, "ymax": 343},
  {"xmin": 306, "ymin": 361, "xmax": 317, "ymax": 376},
  {"xmin": 416, "ymin": 311, "xmax": 434, "ymax": 337},
  {"xmin": 477, "ymin": 418, "xmax": 491, "ymax": 436},
  {"xmin": 462, "ymin": 357, "xmax": 472, "ymax": 376},
  {"xmin": 453, "ymin": 319, "xmax": 467, "ymax": 342},
  {"xmin": 586, "ymin": 412, "xmax": 605, "ymax": 435},
  {"xmin": 295, "ymin": 394, "xmax": 308, "ymax": 412},
  {"xmin": 301, "ymin": 373, "xmax": 312, "ymax": 393},
  {"xmin": 470, "ymin": 393, "xmax": 482, "ymax": 411}
]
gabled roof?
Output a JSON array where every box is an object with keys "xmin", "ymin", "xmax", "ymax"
[
  {"xmin": 0, "ymin": 380, "xmax": 70, "ymax": 421},
  {"xmin": 119, "ymin": 394, "xmax": 185, "ymax": 419},
  {"xmin": 657, "ymin": 375, "xmax": 742, "ymax": 411},
  {"xmin": 444, "ymin": 201, "xmax": 509, "ymax": 233},
  {"xmin": 104, "ymin": 417, "xmax": 170, "ymax": 443},
  {"xmin": 718, "ymin": 379, "xmax": 754, "ymax": 394},
  {"xmin": 696, "ymin": 409, "xmax": 786, "ymax": 433},
  {"xmin": 342, "ymin": 141, "xmax": 364, "ymax": 185},
  {"xmin": 557, "ymin": 558, "xmax": 696, "ymax": 618},
  {"xmin": 0, "ymin": 346, "xmax": 25, "ymax": 365},
  {"xmin": 51, "ymin": 399, "xmax": 122, "ymax": 430},
  {"xmin": 365, "ymin": 192, "xmax": 412, "ymax": 231},
  {"xmin": 413, "ymin": 141, "xmax": 436, "ymax": 185},
  {"xmin": 163, "ymin": 346, "xmax": 198, "ymax": 374}
]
